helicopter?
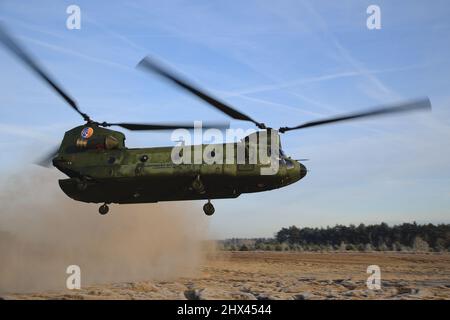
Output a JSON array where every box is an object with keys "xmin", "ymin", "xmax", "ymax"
[{"xmin": 0, "ymin": 24, "xmax": 431, "ymax": 216}]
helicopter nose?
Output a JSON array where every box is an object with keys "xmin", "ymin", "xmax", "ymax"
[
  {"xmin": 299, "ymin": 162, "xmax": 307, "ymax": 180},
  {"xmin": 286, "ymin": 160, "xmax": 307, "ymax": 184}
]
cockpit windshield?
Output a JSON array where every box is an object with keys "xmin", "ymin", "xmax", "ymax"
[{"xmin": 279, "ymin": 148, "xmax": 295, "ymax": 169}]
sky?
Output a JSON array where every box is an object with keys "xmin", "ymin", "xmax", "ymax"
[{"xmin": 0, "ymin": 0, "xmax": 449, "ymax": 238}]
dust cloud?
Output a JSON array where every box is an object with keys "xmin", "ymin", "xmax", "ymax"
[{"xmin": 0, "ymin": 169, "xmax": 210, "ymax": 294}]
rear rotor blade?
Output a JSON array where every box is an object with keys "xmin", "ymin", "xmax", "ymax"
[
  {"xmin": 0, "ymin": 23, "xmax": 91, "ymax": 122},
  {"xmin": 35, "ymin": 146, "xmax": 59, "ymax": 168},
  {"xmin": 279, "ymin": 97, "xmax": 431, "ymax": 133},
  {"xmin": 103, "ymin": 121, "xmax": 229, "ymax": 131},
  {"xmin": 137, "ymin": 56, "xmax": 265, "ymax": 129}
]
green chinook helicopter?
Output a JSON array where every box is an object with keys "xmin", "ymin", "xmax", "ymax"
[{"xmin": 0, "ymin": 25, "xmax": 431, "ymax": 215}]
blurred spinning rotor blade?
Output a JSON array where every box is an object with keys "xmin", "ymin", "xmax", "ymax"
[
  {"xmin": 137, "ymin": 56, "xmax": 265, "ymax": 129},
  {"xmin": 104, "ymin": 121, "xmax": 229, "ymax": 131},
  {"xmin": 35, "ymin": 146, "xmax": 59, "ymax": 167},
  {"xmin": 0, "ymin": 23, "xmax": 91, "ymax": 122},
  {"xmin": 279, "ymin": 97, "xmax": 431, "ymax": 133}
]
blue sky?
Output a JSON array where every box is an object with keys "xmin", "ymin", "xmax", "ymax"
[{"xmin": 0, "ymin": 0, "xmax": 449, "ymax": 238}]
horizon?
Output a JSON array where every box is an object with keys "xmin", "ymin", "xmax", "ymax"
[{"xmin": 212, "ymin": 220, "xmax": 450, "ymax": 240}]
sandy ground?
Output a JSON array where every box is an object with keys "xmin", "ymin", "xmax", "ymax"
[{"xmin": 3, "ymin": 251, "xmax": 450, "ymax": 300}]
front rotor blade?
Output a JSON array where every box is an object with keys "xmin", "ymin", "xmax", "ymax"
[
  {"xmin": 105, "ymin": 121, "xmax": 229, "ymax": 131},
  {"xmin": 137, "ymin": 56, "xmax": 264, "ymax": 128},
  {"xmin": 279, "ymin": 97, "xmax": 431, "ymax": 133},
  {"xmin": 0, "ymin": 23, "xmax": 91, "ymax": 122}
]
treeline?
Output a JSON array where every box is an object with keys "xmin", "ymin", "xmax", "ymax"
[{"xmin": 219, "ymin": 222, "xmax": 450, "ymax": 252}]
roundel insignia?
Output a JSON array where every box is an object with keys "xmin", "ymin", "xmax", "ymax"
[{"xmin": 81, "ymin": 127, "xmax": 94, "ymax": 139}]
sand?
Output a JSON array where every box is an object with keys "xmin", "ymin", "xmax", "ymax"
[{"xmin": 3, "ymin": 251, "xmax": 449, "ymax": 300}]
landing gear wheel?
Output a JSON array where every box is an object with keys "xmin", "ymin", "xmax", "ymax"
[
  {"xmin": 99, "ymin": 203, "xmax": 109, "ymax": 215},
  {"xmin": 192, "ymin": 175, "xmax": 205, "ymax": 194},
  {"xmin": 203, "ymin": 201, "xmax": 215, "ymax": 216}
]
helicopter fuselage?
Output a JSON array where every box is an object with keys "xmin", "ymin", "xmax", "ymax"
[{"xmin": 54, "ymin": 125, "xmax": 307, "ymax": 205}]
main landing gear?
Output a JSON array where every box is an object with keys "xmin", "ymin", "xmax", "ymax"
[
  {"xmin": 99, "ymin": 203, "xmax": 109, "ymax": 215},
  {"xmin": 203, "ymin": 200, "xmax": 215, "ymax": 216}
]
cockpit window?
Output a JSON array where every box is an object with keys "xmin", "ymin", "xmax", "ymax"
[
  {"xmin": 285, "ymin": 159, "xmax": 295, "ymax": 169},
  {"xmin": 279, "ymin": 148, "xmax": 295, "ymax": 169}
]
